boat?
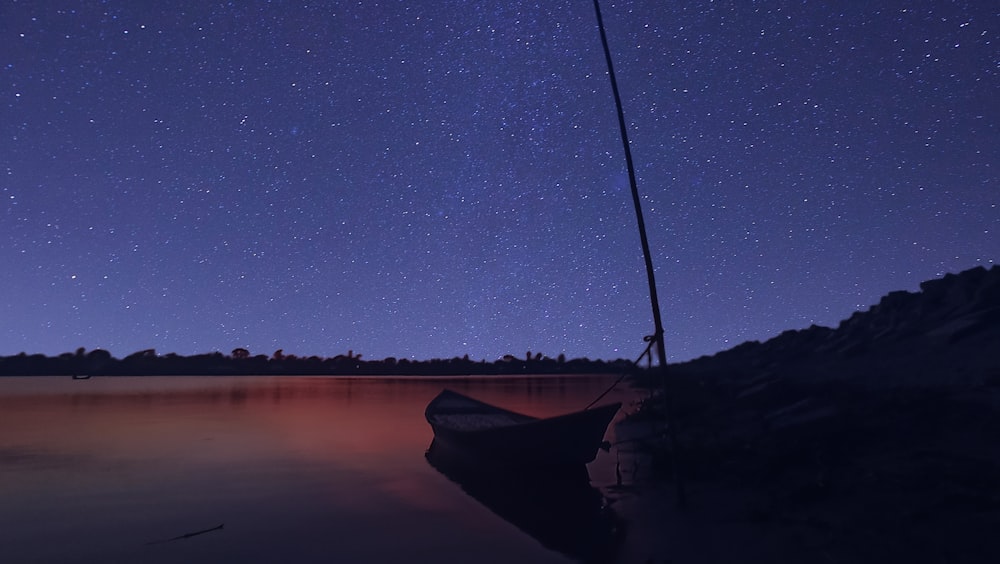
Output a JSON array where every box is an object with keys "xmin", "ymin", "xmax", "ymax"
[{"xmin": 424, "ymin": 389, "xmax": 621, "ymax": 467}]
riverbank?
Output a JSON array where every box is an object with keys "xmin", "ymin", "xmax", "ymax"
[
  {"xmin": 610, "ymin": 380, "xmax": 999, "ymax": 563},
  {"xmin": 611, "ymin": 266, "xmax": 1000, "ymax": 562}
]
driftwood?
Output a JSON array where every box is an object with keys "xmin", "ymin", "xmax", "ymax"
[{"xmin": 146, "ymin": 523, "xmax": 224, "ymax": 545}]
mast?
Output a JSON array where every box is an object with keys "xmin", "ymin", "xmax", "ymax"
[
  {"xmin": 591, "ymin": 0, "xmax": 686, "ymax": 505},
  {"xmin": 590, "ymin": 1, "xmax": 666, "ymax": 366}
]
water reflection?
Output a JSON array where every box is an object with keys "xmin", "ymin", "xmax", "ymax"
[
  {"xmin": 0, "ymin": 376, "xmax": 633, "ymax": 564},
  {"xmin": 426, "ymin": 439, "xmax": 624, "ymax": 564}
]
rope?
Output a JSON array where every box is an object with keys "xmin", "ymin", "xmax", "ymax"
[{"xmin": 584, "ymin": 332, "xmax": 659, "ymax": 410}]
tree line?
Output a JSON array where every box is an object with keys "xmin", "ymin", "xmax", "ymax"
[{"xmin": 0, "ymin": 347, "xmax": 636, "ymax": 377}]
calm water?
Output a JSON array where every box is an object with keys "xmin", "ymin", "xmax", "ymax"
[{"xmin": 0, "ymin": 375, "xmax": 640, "ymax": 563}]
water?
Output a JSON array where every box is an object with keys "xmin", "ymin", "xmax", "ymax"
[{"xmin": 0, "ymin": 375, "xmax": 638, "ymax": 563}]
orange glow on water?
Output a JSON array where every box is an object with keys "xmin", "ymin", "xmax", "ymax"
[{"xmin": 0, "ymin": 375, "xmax": 634, "ymax": 563}]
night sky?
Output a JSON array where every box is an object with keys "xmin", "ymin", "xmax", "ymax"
[{"xmin": 2, "ymin": 1, "xmax": 997, "ymax": 363}]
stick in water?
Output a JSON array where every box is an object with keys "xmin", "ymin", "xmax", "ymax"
[{"xmin": 146, "ymin": 523, "xmax": 224, "ymax": 545}]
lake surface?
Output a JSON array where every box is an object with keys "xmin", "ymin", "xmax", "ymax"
[{"xmin": 0, "ymin": 375, "xmax": 641, "ymax": 563}]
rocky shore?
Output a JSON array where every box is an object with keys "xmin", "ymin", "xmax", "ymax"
[{"xmin": 615, "ymin": 265, "xmax": 999, "ymax": 563}]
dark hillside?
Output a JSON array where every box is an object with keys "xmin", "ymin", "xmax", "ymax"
[
  {"xmin": 623, "ymin": 265, "xmax": 999, "ymax": 563},
  {"xmin": 678, "ymin": 264, "xmax": 1000, "ymax": 387}
]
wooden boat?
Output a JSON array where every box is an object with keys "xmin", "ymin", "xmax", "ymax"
[{"xmin": 424, "ymin": 389, "xmax": 621, "ymax": 467}]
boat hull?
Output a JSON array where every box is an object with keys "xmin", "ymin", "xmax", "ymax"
[{"xmin": 425, "ymin": 389, "xmax": 621, "ymax": 467}]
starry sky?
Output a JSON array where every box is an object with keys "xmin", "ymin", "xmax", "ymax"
[{"xmin": 1, "ymin": 1, "xmax": 997, "ymax": 363}]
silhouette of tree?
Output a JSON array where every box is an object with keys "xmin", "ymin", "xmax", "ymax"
[
  {"xmin": 0, "ymin": 348, "xmax": 632, "ymax": 376},
  {"xmin": 84, "ymin": 348, "xmax": 113, "ymax": 374}
]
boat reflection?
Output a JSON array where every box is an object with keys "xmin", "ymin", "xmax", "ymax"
[{"xmin": 425, "ymin": 439, "xmax": 624, "ymax": 564}]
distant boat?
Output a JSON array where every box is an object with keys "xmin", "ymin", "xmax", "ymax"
[
  {"xmin": 424, "ymin": 389, "xmax": 621, "ymax": 467},
  {"xmin": 71, "ymin": 374, "xmax": 91, "ymax": 380}
]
